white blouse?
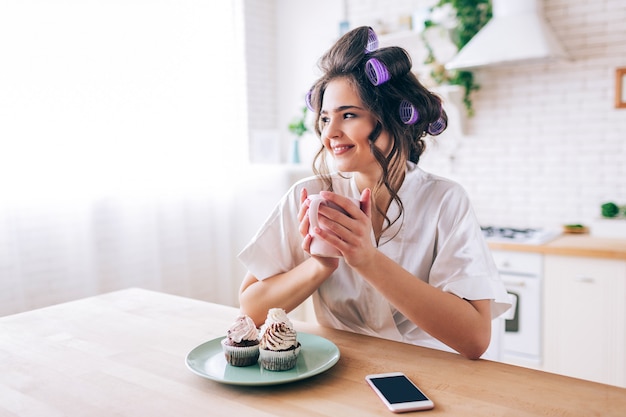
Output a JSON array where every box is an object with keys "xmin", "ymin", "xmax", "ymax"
[{"xmin": 238, "ymin": 162, "xmax": 511, "ymax": 353}]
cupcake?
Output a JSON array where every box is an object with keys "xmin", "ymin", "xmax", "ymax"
[
  {"xmin": 258, "ymin": 308, "xmax": 301, "ymax": 371},
  {"xmin": 221, "ymin": 314, "xmax": 260, "ymax": 367}
]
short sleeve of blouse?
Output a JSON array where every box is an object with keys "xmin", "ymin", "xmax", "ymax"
[
  {"xmin": 237, "ymin": 176, "xmax": 326, "ymax": 280},
  {"xmin": 426, "ymin": 183, "xmax": 512, "ymax": 319}
]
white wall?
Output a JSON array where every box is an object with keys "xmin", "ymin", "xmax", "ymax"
[
  {"xmin": 425, "ymin": 0, "xmax": 626, "ymax": 229},
  {"xmin": 265, "ymin": 0, "xmax": 626, "ymax": 230}
]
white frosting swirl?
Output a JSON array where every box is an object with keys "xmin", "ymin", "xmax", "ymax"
[
  {"xmin": 260, "ymin": 322, "xmax": 298, "ymax": 351},
  {"xmin": 227, "ymin": 315, "xmax": 259, "ymax": 343},
  {"xmin": 263, "ymin": 308, "xmax": 293, "ymax": 330}
]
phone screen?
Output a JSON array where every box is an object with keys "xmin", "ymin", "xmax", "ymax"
[{"xmin": 369, "ymin": 375, "xmax": 429, "ymax": 404}]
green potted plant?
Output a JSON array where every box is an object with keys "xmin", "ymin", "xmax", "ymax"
[
  {"xmin": 288, "ymin": 106, "xmax": 309, "ymax": 164},
  {"xmin": 601, "ymin": 202, "xmax": 626, "ymax": 218},
  {"xmin": 422, "ymin": 0, "xmax": 492, "ymax": 116}
]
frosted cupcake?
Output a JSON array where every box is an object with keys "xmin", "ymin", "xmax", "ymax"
[
  {"xmin": 258, "ymin": 308, "xmax": 301, "ymax": 371},
  {"xmin": 221, "ymin": 314, "xmax": 260, "ymax": 367}
]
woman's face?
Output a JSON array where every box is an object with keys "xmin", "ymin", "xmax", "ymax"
[{"xmin": 319, "ymin": 78, "xmax": 391, "ymax": 175}]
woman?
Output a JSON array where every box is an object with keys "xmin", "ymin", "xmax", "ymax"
[{"xmin": 238, "ymin": 26, "xmax": 510, "ymax": 359}]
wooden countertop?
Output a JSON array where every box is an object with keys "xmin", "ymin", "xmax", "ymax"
[
  {"xmin": 488, "ymin": 234, "xmax": 626, "ymax": 260},
  {"xmin": 0, "ymin": 288, "xmax": 624, "ymax": 416}
]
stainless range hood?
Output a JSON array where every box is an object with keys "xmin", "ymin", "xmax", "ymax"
[{"xmin": 445, "ymin": 0, "xmax": 569, "ymax": 70}]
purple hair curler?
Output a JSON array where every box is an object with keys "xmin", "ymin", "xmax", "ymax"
[
  {"xmin": 365, "ymin": 58, "xmax": 390, "ymax": 86},
  {"xmin": 365, "ymin": 28, "xmax": 379, "ymax": 53},
  {"xmin": 427, "ymin": 116, "xmax": 446, "ymax": 135},
  {"xmin": 399, "ymin": 100, "xmax": 419, "ymax": 125},
  {"xmin": 305, "ymin": 90, "xmax": 314, "ymax": 112}
]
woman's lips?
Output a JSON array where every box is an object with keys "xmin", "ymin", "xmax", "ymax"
[{"xmin": 332, "ymin": 144, "xmax": 354, "ymax": 155}]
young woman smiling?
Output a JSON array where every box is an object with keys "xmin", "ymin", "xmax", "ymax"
[{"xmin": 238, "ymin": 26, "xmax": 511, "ymax": 360}]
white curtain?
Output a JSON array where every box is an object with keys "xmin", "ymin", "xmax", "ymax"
[{"xmin": 0, "ymin": 0, "xmax": 248, "ymax": 315}]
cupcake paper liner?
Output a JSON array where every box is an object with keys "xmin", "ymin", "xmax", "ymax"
[
  {"xmin": 258, "ymin": 344, "xmax": 301, "ymax": 371},
  {"xmin": 221, "ymin": 338, "xmax": 260, "ymax": 367}
]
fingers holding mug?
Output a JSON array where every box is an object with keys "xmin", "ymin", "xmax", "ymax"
[{"xmin": 307, "ymin": 193, "xmax": 360, "ymax": 258}]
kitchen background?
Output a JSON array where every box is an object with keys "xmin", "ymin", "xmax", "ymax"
[{"xmin": 1, "ymin": 0, "xmax": 625, "ymax": 373}]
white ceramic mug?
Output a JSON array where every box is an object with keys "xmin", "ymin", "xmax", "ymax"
[{"xmin": 307, "ymin": 194, "xmax": 360, "ymax": 258}]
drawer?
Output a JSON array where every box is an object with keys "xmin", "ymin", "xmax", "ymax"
[{"xmin": 490, "ymin": 250, "xmax": 543, "ymax": 276}]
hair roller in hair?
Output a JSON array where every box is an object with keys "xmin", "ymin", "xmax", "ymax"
[
  {"xmin": 365, "ymin": 28, "xmax": 379, "ymax": 53},
  {"xmin": 427, "ymin": 116, "xmax": 446, "ymax": 135},
  {"xmin": 365, "ymin": 58, "xmax": 390, "ymax": 86},
  {"xmin": 305, "ymin": 89, "xmax": 314, "ymax": 112},
  {"xmin": 399, "ymin": 100, "xmax": 419, "ymax": 125}
]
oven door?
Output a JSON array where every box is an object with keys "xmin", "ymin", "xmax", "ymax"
[{"xmin": 501, "ymin": 273, "xmax": 541, "ymax": 365}]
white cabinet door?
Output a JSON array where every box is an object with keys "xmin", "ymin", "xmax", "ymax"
[{"xmin": 543, "ymin": 255, "xmax": 626, "ymax": 387}]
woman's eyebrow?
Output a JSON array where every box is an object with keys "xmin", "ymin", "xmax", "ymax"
[{"xmin": 320, "ymin": 105, "xmax": 365, "ymax": 114}]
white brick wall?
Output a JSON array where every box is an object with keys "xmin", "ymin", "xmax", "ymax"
[
  {"xmin": 268, "ymin": 0, "xmax": 626, "ymax": 230},
  {"xmin": 439, "ymin": 0, "xmax": 626, "ymax": 229}
]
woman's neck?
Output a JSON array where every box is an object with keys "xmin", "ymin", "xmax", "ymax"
[{"xmin": 354, "ymin": 170, "xmax": 380, "ymax": 195}]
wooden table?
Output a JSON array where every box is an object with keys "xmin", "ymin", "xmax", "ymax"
[{"xmin": 1, "ymin": 288, "xmax": 624, "ymax": 416}]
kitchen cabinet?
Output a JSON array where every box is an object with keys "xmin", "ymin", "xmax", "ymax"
[{"xmin": 543, "ymin": 255, "xmax": 626, "ymax": 387}]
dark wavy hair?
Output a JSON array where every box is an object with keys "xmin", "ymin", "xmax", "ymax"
[{"xmin": 306, "ymin": 26, "xmax": 447, "ymax": 239}]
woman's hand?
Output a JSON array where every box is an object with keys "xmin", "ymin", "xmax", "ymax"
[{"xmin": 308, "ymin": 188, "xmax": 376, "ymax": 268}]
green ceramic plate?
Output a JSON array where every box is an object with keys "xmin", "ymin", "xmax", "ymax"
[{"xmin": 185, "ymin": 332, "xmax": 340, "ymax": 386}]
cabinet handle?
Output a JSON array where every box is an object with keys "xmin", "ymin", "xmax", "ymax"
[{"xmin": 574, "ymin": 276, "xmax": 595, "ymax": 283}]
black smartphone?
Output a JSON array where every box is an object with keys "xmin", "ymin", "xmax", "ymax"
[{"xmin": 365, "ymin": 372, "xmax": 435, "ymax": 413}]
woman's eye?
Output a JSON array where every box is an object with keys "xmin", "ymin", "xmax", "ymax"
[
  {"xmin": 320, "ymin": 116, "xmax": 330, "ymax": 124},
  {"xmin": 344, "ymin": 112, "xmax": 356, "ymax": 119}
]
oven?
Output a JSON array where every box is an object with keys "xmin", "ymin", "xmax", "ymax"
[
  {"xmin": 481, "ymin": 226, "xmax": 559, "ymax": 369},
  {"xmin": 491, "ymin": 250, "xmax": 543, "ymax": 369}
]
